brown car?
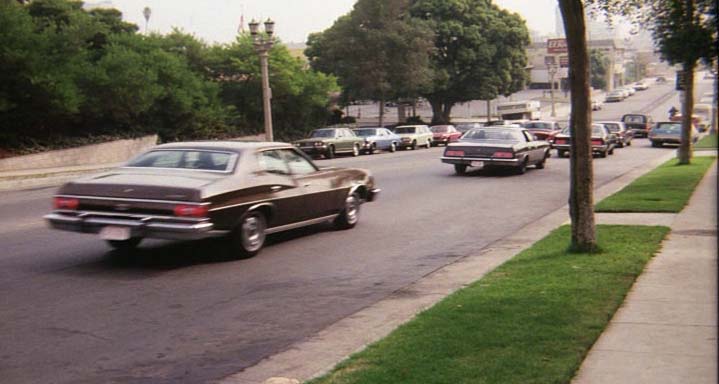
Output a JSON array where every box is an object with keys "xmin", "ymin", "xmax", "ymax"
[{"xmin": 45, "ymin": 141, "xmax": 380, "ymax": 257}]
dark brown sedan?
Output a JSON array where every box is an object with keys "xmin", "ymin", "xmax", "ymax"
[{"xmin": 45, "ymin": 141, "xmax": 379, "ymax": 257}]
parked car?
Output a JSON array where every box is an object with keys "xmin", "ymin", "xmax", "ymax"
[
  {"xmin": 393, "ymin": 125, "xmax": 434, "ymax": 150},
  {"xmin": 622, "ymin": 86, "xmax": 636, "ymax": 96},
  {"xmin": 521, "ymin": 120, "xmax": 562, "ymax": 142},
  {"xmin": 553, "ymin": 124, "xmax": 618, "ymax": 158},
  {"xmin": 455, "ymin": 122, "xmax": 484, "ymax": 134},
  {"xmin": 649, "ymin": 121, "xmax": 699, "ymax": 147},
  {"xmin": 605, "ymin": 90, "xmax": 625, "ymax": 102},
  {"xmin": 441, "ymin": 126, "xmax": 551, "ymax": 175},
  {"xmin": 293, "ymin": 128, "xmax": 364, "ymax": 158},
  {"xmin": 352, "ymin": 127, "xmax": 401, "ymax": 154},
  {"xmin": 430, "ymin": 125, "xmax": 462, "ymax": 146},
  {"xmin": 692, "ymin": 104, "xmax": 712, "ymax": 132},
  {"xmin": 656, "ymin": 75, "xmax": 667, "ymax": 83},
  {"xmin": 621, "ymin": 114, "xmax": 654, "ymax": 138},
  {"xmin": 44, "ymin": 142, "xmax": 380, "ymax": 256},
  {"xmin": 633, "ymin": 81, "xmax": 649, "ymax": 91},
  {"xmin": 591, "ymin": 98, "xmax": 604, "ymax": 110},
  {"xmin": 597, "ymin": 121, "xmax": 633, "ymax": 147}
]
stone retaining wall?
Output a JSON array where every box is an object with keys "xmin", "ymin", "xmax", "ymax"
[{"xmin": 0, "ymin": 135, "xmax": 158, "ymax": 172}]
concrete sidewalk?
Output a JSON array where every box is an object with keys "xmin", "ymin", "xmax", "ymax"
[{"xmin": 573, "ymin": 161, "xmax": 717, "ymax": 384}]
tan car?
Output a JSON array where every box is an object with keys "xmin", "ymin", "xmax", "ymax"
[{"xmin": 393, "ymin": 125, "xmax": 434, "ymax": 150}]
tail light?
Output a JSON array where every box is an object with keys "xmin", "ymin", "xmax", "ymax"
[
  {"xmin": 492, "ymin": 151, "xmax": 514, "ymax": 158},
  {"xmin": 445, "ymin": 150, "xmax": 465, "ymax": 157},
  {"xmin": 174, "ymin": 204, "xmax": 209, "ymax": 218},
  {"xmin": 54, "ymin": 197, "xmax": 79, "ymax": 210},
  {"xmin": 591, "ymin": 139, "xmax": 604, "ymax": 145},
  {"xmin": 555, "ymin": 139, "xmax": 567, "ymax": 145}
]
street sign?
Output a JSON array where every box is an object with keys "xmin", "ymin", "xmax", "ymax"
[
  {"xmin": 675, "ymin": 70, "xmax": 685, "ymax": 91},
  {"xmin": 559, "ymin": 56, "xmax": 569, "ymax": 68},
  {"xmin": 547, "ymin": 38, "xmax": 568, "ymax": 54}
]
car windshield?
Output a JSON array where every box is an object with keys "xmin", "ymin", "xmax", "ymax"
[
  {"xmin": 394, "ymin": 127, "xmax": 416, "ymax": 134},
  {"xmin": 310, "ymin": 129, "xmax": 335, "ymax": 138},
  {"xmin": 462, "ymin": 128, "xmax": 524, "ymax": 142},
  {"xmin": 353, "ymin": 129, "xmax": 377, "ymax": 137},
  {"xmin": 654, "ymin": 123, "xmax": 681, "ymax": 134},
  {"xmin": 623, "ymin": 115, "xmax": 646, "ymax": 123},
  {"xmin": 127, "ymin": 150, "xmax": 234, "ymax": 172},
  {"xmin": 431, "ymin": 126, "xmax": 450, "ymax": 133}
]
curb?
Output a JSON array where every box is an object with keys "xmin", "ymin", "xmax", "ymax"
[{"xmin": 219, "ymin": 150, "xmax": 679, "ymax": 384}]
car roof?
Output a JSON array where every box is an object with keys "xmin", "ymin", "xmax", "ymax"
[{"xmin": 153, "ymin": 141, "xmax": 293, "ymax": 153}]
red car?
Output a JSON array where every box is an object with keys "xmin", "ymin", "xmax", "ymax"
[
  {"xmin": 430, "ymin": 125, "xmax": 462, "ymax": 146},
  {"xmin": 521, "ymin": 121, "xmax": 562, "ymax": 144}
]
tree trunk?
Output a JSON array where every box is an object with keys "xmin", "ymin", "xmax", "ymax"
[
  {"xmin": 678, "ymin": 64, "xmax": 695, "ymax": 164},
  {"xmin": 428, "ymin": 98, "xmax": 452, "ymax": 124},
  {"xmin": 559, "ymin": 0, "xmax": 596, "ymax": 252}
]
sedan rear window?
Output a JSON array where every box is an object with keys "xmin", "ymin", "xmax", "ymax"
[
  {"xmin": 463, "ymin": 128, "xmax": 524, "ymax": 142},
  {"xmin": 394, "ymin": 127, "xmax": 416, "ymax": 134},
  {"xmin": 623, "ymin": 115, "xmax": 646, "ymax": 123},
  {"xmin": 127, "ymin": 150, "xmax": 235, "ymax": 172},
  {"xmin": 654, "ymin": 123, "xmax": 681, "ymax": 133}
]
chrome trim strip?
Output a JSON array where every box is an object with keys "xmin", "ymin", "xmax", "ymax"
[
  {"xmin": 53, "ymin": 209, "xmax": 207, "ymax": 223},
  {"xmin": 440, "ymin": 156, "xmax": 520, "ymax": 163},
  {"xmin": 265, "ymin": 214, "xmax": 339, "ymax": 235},
  {"xmin": 45, "ymin": 213, "xmax": 214, "ymax": 233},
  {"xmin": 208, "ymin": 186, "xmax": 351, "ymax": 212},
  {"xmin": 55, "ymin": 195, "xmax": 209, "ymax": 206}
]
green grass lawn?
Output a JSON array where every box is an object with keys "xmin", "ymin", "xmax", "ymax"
[
  {"xmin": 595, "ymin": 156, "xmax": 716, "ymax": 213},
  {"xmin": 309, "ymin": 225, "xmax": 669, "ymax": 384},
  {"xmin": 695, "ymin": 133, "xmax": 717, "ymax": 149}
]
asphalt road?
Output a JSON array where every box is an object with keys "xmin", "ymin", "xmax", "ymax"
[{"xmin": 0, "ymin": 78, "xmax": 712, "ymax": 384}]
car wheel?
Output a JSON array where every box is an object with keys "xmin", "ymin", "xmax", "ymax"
[
  {"xmin": 626, "ymin": 140, "xmax": 632, "ymax": 146},
  {"xmin": 411, "ymin": 140, "xmax": 417, "ymax": 150},
  {"xmin": 599, "ymin": 149, "xmax": 607, "ymax": 158},
  {"xmin": 334, "ymin": 193, "xmax": 360, "ymax": 230},
  {"xmin": 617, "ymin": 142, "xmax": 624, "ymax": 148},
  {"xmin": 608, "ymin": 147, "xmax": 614, "ymax": 155},
  {"xmin": 326, "ymin": 145, "xmax": 335, "ymax": 159},
  {"xmin": 389, "ymin": 142, "xmax": 397, "ymax": 153},
  {"xmin": 454, "ymin": 164, "xmax": 467, "ymax": 175},
  {"xmin": 516, "ymin": 158, "xmax": 528, "ymax": 174},
  {"xmin": 536, "ymin": 151, "xmax": 549, "ymax": 169},
  {"xmin": 352, "ymin": 144, "xmax": 360, "ymax": 157},
  {"xmin": 106, "ymin": 237, "xmax": 142, "ymax": 251},
  {"xmin": 231, "ymin": 211, "xmax": 267, "ymax": 258},
  {"xmin": 557, "ymin": 150, "xmax": 566, "ymax": 158},
  {"xmin": 426, "ymin": 139, "xmax": 432, "ymax": 148},
  {"xmin": 369, "ymin": 143, "xmax": 377, "ymax": 154}
]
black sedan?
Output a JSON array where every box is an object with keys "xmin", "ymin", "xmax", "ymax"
[{"xmin": 440, "ymin": 126, "xmax": 551, "ymax": 175}]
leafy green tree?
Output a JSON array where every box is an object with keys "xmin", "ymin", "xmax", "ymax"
[
  {"xmin": 305, "ymin": 0, "xmax": 434, "ymax": 126},
  {"xmin": 591, "ymin": 0, "xmax": 716, "ymax": 164},
  {"xmin": 409, "ymin": 0, "xmax": 530, "ymax": 123},
  {"xmin": 589, "ymin": 49, "xmax": 608, "ymax": 90}
]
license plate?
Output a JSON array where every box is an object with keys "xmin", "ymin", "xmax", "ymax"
[
  {"xmin": 470, "ymin": 161, "xmax": 484, "ymax": 168},
  {"xmin": 99, "ymin": 226, "xmax": 131, "ymax": 241}
]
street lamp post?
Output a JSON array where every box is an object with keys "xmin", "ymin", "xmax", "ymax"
[
  {"xmin": 249, "ymin": 19, "xmax": 275, "ymax": 142},
  {"xmin": 548, "ymin": 62, "xmax": 558, "ymax": 118}
]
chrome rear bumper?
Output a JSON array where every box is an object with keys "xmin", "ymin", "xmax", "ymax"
[{"xmin": 44, "ymin": 211, "xmax": 228, "ymax": 240}]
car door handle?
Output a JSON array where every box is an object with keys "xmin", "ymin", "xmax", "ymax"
[
  {"xmin": 270, "ymin": 185, "xmax": 282, "ymax": 192},
  {"xmin": 303, "ymin": 183, "xmax": 313, "ymax": 187}
]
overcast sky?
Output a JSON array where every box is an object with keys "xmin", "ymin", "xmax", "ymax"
[{"xmin": 106, "ymin": 0, "xmax": 558, "ymax": 44}]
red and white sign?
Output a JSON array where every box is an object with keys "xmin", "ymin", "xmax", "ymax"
[
  {"xmin": 559, "ymin": 56, "xmax": 569, "ymax": 68},
  {"xmin": 547, "ymin": 38, "xmax": 568, "ymax": 54}
]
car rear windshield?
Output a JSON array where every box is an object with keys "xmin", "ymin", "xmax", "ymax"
[
  {"xmin": 353, "ymin": 129, "xmax": 377, "ymax": 137},
  {"xmin": 524, "ymin": 122, "xmax": 553, "ymax": 129},
  {"xmin": 560, "ymin": 126, "xmax": 605, "ymax": 136},
  {"xmin": 463, "ymin": 128, "xmax": 523, "ymax": 142},
  {"xmin": 603, "ymin": 123, "xmax": 621, "ymax": 132},
  {"xmin": 623, "ymin": 115, "xmax": 646, "ymax": 123},
  {"xmin": 127, "ymin": 150, "xmax": 235, "ymax": 172},
  {"xmin": 394, "ymin": 127, "xmax": 416, "ymax": 134},
  {"xmin": 431, "ymin": 126, "xmax": 450, "ymax": 133},
  {"xmin": 654, "ymin": 123, "xmax": 681, "ymax": 133}
]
